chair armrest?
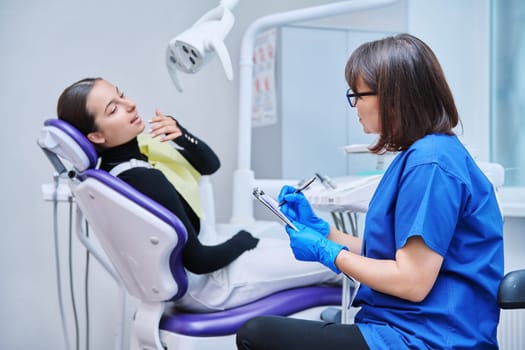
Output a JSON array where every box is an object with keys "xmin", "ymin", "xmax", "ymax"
[{"xmin": 498, "ymin": 269, "xmax": 525, "ymax": 309}]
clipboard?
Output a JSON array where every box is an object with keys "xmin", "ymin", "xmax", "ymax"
[{"xmin": 252, "ymin": 188, "xmax": 299, "ymax": 231}]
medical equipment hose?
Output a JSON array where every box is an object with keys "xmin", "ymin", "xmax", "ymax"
[
  {"xmin": 75, "ymin": 208, "xmax": 126, "ymax": 350},
  {"xmin": 67, "ymin": 197, "xmax": 80, "ymax": 350},
  {"xmin": 52, "ymin": 176, "xmax": 73, "ymax": 350},
  {"xmin": 84, "ymin": 222, "xmax": 90, "ymax": 350}
]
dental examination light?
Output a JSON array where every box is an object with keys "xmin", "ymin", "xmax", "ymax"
[{"xmin": 166, "ymin": 0, "xmax": 239, "ymax": 92}]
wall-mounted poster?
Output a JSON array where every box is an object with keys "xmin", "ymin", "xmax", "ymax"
[{"xmin": 252, "ymin": 29, "xmax": 277, "ymax": 127}]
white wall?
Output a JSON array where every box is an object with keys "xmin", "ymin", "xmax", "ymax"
[
  {"xmin": 408, "ymin": 0, "xmax": 491, "ymax": 160},
  {"xmin": 0, "ymin": 0, "xmax": 360, "ymax": 348},
  {"xmin": 1, "ymin": 0, "xmax": 521, "ymax": 349}
]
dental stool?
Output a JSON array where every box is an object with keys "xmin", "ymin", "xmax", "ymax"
[
  {"xmin": 38, "ymin": 119, "xmax": 341, "ymax": 350},
  {"xmin": 499, "ymin": 269, "xmax": 525, "ymax": 310}
]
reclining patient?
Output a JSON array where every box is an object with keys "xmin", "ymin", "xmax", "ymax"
[{"xmin": 56, "ymin": 77, "xmax": 340, "ymax": 312}]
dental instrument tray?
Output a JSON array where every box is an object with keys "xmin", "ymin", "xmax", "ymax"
[{"xmin": 252, "ymin": 188, "xmax": 299, "ymax": 231}]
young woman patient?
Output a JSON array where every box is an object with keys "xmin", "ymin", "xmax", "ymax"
[{"xmin": 57, "ymin": 77, "xmax": 340, "ymax": 312}]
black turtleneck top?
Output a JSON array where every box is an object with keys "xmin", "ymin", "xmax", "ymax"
[{"xmin": 99, "ymin": 124, "xmax": 259, "ymax": 274}]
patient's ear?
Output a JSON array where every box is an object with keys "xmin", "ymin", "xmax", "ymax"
[{"xmin": 87, "ymin": 131, "xmax": 105, "ymax": 145}]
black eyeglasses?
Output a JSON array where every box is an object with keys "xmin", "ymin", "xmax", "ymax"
[{"xmin": 346, "ymin": 88, "xmax": 376, "ymax": 107}]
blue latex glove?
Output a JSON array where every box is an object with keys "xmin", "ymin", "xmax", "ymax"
[
  {"xmin": 285, "ymin": 222, "xmax": 347, "ymax": 274},
  {"xmin": 278, "ymin": 185, "xmax": 330, "ymax": 237}
]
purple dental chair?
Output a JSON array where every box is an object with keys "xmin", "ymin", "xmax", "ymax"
[{"xmin": 38, "ymin": 119, "xmax": 342, "ymax": 350}]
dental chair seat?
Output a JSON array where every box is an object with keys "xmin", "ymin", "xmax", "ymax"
[{"xmin": 161, "ymin": 285, "xmax": 341, "ymax": 336}]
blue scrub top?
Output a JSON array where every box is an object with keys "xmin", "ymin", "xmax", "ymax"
[{"xmin": 354, "ymin": 134, "xmax": 504, "ymax": 349}]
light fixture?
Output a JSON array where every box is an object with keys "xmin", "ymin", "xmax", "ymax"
[{"xmin": 166, "ymin": 0, "xmax": 239, "ymax": 92}]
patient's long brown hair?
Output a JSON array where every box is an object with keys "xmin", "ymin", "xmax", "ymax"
[{"xmin": 57, "ymin": 77, "xmax": 102, "ymax": 136}]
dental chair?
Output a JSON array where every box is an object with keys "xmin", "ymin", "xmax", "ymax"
[{"xmin": 38, "ymin": 119, "xmax": 341, "ymax": 350}]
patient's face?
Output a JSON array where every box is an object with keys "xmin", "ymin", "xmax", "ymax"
[{"xmin": 85, "ymin": 79, "xmax": 145, "ymax": 148}]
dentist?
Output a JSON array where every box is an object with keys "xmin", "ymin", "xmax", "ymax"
[{"xmin": 237, "ymin": 33, "xmax": 504, "ymax": 350}]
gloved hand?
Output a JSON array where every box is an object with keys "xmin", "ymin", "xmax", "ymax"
[
  {"xmin": 285, "ymin": 222, "xmax": 347, "ymax": 274},
  {"xmin": 279, "ymin": 185, "xmax": 330, "ymax": 237}
]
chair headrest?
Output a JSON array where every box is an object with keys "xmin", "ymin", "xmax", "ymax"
[{"xmin": 38, "ymin": 119, "xmax": 98, "ymax": 173}]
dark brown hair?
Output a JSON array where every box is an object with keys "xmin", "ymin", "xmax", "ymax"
[
  {"xmin": 57, "ymin": 77, "xmax": 102, "ymax": 135},
  {"xmin": 345, "ymin": 33, "xmax": 459, "ymax": 153}
]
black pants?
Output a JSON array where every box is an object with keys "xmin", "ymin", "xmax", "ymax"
[{"xmin": 236, "ymin": 316, "xmax": 369, "ymax": 350}]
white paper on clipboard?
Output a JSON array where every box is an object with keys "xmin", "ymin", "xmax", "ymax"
[{"xmin": 252, "ymin": 188, "xmax": 299, "ymax": 231}]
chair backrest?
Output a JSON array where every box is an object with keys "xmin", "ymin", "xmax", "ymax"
[
  {"xmin": 498, "ymin": 269, "xmax": 525, "ymax": 309},
  {"xmin": 38, "ymin": 119, "xmax": 188, "ymax": 302}
]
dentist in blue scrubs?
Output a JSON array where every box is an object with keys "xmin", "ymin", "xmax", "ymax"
[{"xmin": 237, "ymin": 33, "xmax": 504, "ymax": 349}]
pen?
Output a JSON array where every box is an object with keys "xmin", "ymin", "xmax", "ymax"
[{"xmin": 278, "ymin": 176, "xmax": 317, "ymax": 207}]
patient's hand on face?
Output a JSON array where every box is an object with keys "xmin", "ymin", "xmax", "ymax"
[{"xmin": 149, "ymin": 109, "xmax": 183, "ymax": 142}]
